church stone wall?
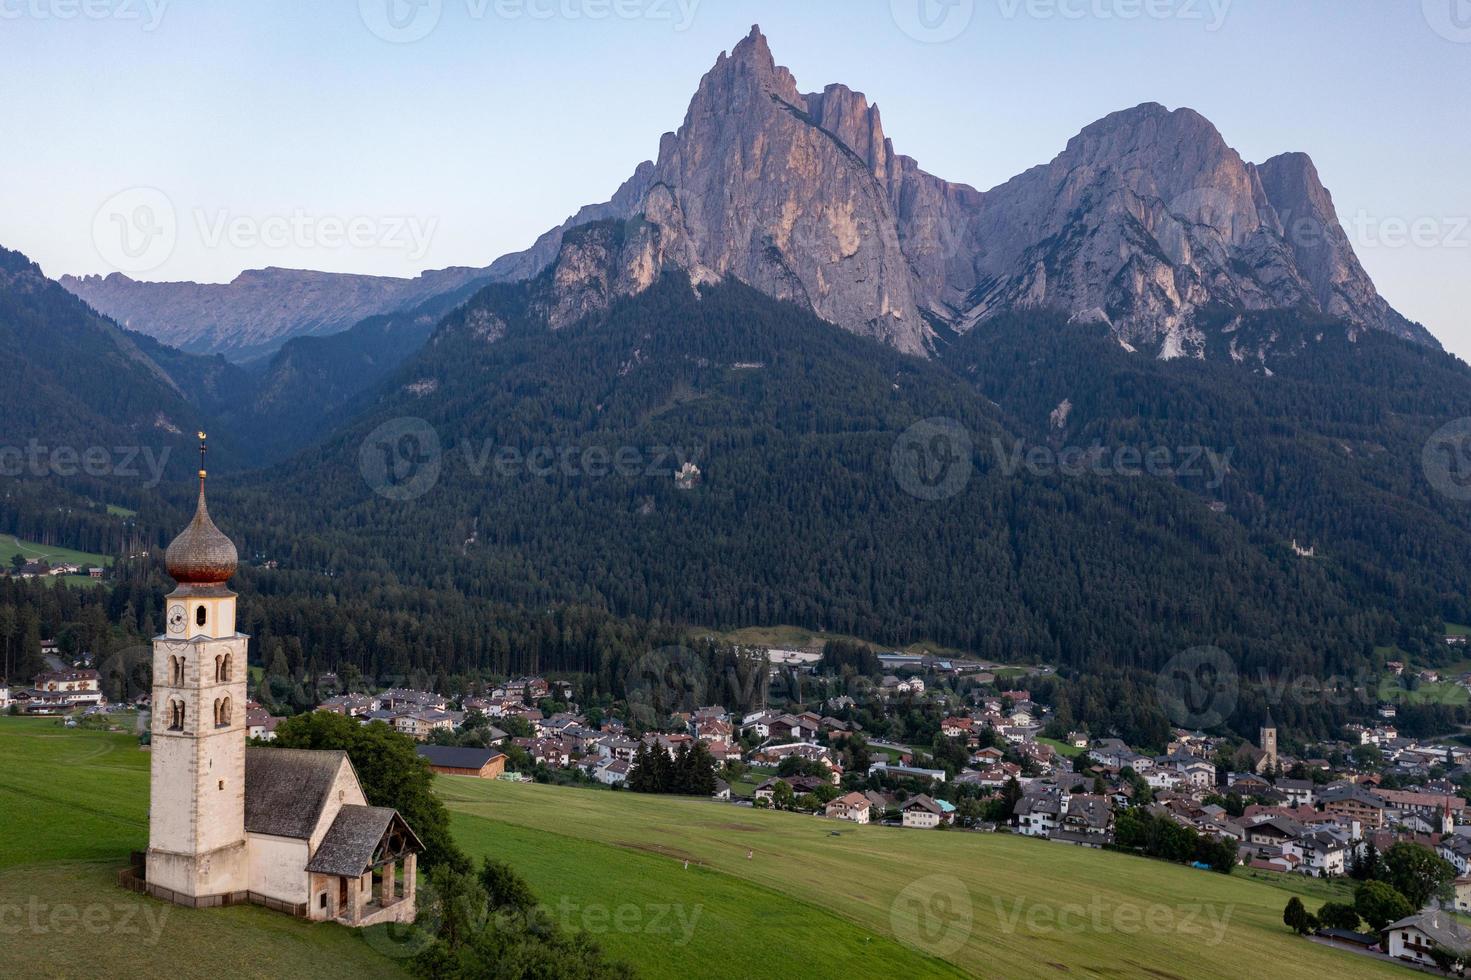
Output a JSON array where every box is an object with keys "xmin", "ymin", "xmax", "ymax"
[{"xmin": 247, "ymin": 834, "xmax": 310, "ymax": 905}]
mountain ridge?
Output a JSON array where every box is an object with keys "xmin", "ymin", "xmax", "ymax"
[{"xmin": 57, "ymin": 25, "xmax": 1435, "ymax": 366}]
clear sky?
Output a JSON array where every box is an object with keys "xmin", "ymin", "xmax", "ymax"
[{"xmin": 2, "ymin": 0, "xmax": 1467, "ymax": 354}]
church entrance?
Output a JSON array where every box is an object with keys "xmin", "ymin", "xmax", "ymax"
[{"xmin": 338, "ymin": 876, "xmax": 348, "ymax": 914}]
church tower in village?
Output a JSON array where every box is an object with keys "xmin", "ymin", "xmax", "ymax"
[
  {"xmin": 1259, "ymin": 711, "xmax": 1279, "ymax": 772},
  {"xmin": 146, "ymin": 434, "xmax": 251, "ymax": 905}
]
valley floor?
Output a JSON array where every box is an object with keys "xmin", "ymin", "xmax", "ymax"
[{"xmin": 0, "ymin": 717, "xmax": 1409, "ymax": 979}]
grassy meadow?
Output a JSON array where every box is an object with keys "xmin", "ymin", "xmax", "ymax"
[
  {"xmin": 0, "ymin": 715, "xmax": 1412, "ymax": 979},
  {"xmin": 0, "ymin": 717, "xmax": 409, "ymax": 979},
  {"xmin": 437, "ymin": 778, "xmax": 1407, "ymax": 980}
]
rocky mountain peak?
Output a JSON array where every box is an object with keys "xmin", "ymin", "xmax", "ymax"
[{"xmin": 63, "ymin": 28, "xmax": 1436, "ymax": 362}]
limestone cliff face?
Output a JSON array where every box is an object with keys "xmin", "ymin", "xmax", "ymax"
[
  {"xmin": 65, "ymin": 27, "xmax": 1436, "ymax": 362},
  {"xmin": 492, "ymin": 29, "xmax": 1431, "ymax": 359},
  {"xmin": 1254, "ymin": 152, "xmax": 1436, "ymax": 346},
  {"xmin": 638, "ymin": 28, "xmax": 931, "ymax": 355}
]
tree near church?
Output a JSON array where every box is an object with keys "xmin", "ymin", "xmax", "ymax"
[
  {"xmin": 270, "ymin": 711, "xmax": 467, "ymax": 871},
  {"xmin": 410, "ymin": 858, "xmax": 632, "ymax": 980}
]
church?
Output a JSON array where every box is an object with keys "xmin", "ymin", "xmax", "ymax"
[{"xmin": 141, "ymin": 439, "xmax": 421, "ymax": 927}]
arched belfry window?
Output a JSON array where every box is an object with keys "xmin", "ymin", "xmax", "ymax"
[
  {"xmin": 196, "ymin": 605, "xmax": 207, "ymax": 628},
  {"xmin": 170, "ymin": 656, "xmax": 184, "ymax": 686},
  {"xmin": 215, "ymin": 652, "xmax": 232, "ymax": 683},
  {"xmin": 169, "ymin": 700, "xmax": 185, "ymax": 731}
]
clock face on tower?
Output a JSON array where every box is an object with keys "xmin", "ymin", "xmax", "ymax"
[{"xmin": 167, "ymin": 604, "xmax": 187, "ymax": 636}]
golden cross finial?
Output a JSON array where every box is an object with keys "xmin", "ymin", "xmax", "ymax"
[{"xmin": 198, "ymin": 431, "xmax": 208, "ymax": 488}]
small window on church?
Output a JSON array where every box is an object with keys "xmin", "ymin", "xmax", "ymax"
[
  {"xmin": 320, "ymin": 894, "xmax": 328, "ymax": 909},
  {"xmin": 196, "ymin": 605, "xmax": 207, "ymax": 628},
  {"xmin": 218, "ymin": 780, "xmax": 225, "ymax": 791}
]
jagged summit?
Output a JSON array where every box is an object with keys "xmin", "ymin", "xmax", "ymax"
[
  {"xmin": 474, "ymin": 29, "xmax": 1431, "ymax": 359},
  {"xmin": 65, "ymin": 27, "xmax": 1436, "ymax": 361}
]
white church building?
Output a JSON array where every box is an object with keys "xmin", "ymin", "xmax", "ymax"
[{"xmin": 140, "ymin": 439, "xmax": 421, "ymax": 927}]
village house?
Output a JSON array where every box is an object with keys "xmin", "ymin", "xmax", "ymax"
[
  {"xmin": 415, "ymin": 745, "xmax": 507, "ymax": 779},
  {"xmin": 31, "ymin": 668, "xmax": 104, "ymax": 708},
  {"xmin": 824, "ymin": 792, "xmax": 872, "ymax": 824},
  {"xmin": 1015, "ymin": 792, "xmax": 1064, "ymax": 837},
  {"xmin": 1320, "ymin": 785, "xmax": 1387, "ymax": 829},
  {"xmin": 1384, "ymin": 911, "xmax": 1471, "ymax": 969},
  {"xmin": 901, "ymin": 795, "xmax": 952, "ymax": 829}
]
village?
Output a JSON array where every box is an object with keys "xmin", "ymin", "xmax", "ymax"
[{"xmin": 11, "ymin": 643, "xmax": 1471, "ymax": 973}]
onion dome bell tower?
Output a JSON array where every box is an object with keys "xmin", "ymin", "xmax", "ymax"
[{"xmin": 146, "ymin": 432, "xmax": 251, "ymax": 907}]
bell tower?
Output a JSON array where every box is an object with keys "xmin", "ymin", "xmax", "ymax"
[
  {"xmin": 1259, "ymin": 711, "xmax": 1278, "ymax": 771},
  {"xmin": 146, "ymin": 433, "xmax": 250, "ymax": 906}
]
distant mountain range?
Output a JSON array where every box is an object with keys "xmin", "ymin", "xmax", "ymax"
[
  {"xmin": 61, "ymin": 25, "xmax": 1433, "ymax": 366},
  {"xmin": 4, "ymin": 27, "xmax": 1466, "ymax": 743}
]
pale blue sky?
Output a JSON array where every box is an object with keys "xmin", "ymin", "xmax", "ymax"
[{"xmin": 2, "ymin": 0, "xmax": 1468, "ymax": 353}]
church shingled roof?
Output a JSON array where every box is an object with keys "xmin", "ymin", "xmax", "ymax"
[
  {"xmin": 244, "ymin": 747, "xmax": 348, "ymax": 839},
  {"xmin": 304, "ymin": 805, "xmax": 420, "ymax": 878}
]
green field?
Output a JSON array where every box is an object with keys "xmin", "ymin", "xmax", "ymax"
[
  {"xmin": 0, "ymin": 718, "xmax": 407, "ymax": 979},
  {"xmin": 1037, "ymin": 736, "xmax": 1086, "ymax": 759},
  {"xmin": 0, "ymin": 717, "xmax": 1411, "ymax": 979},
  {"xmin": 1, "ymin": 535, "xmax": 111, "ymax": 570},
  {"xmin": 689, "ymin": 623, "xmax": 974, "ymax": 661},
  {"xmin": 436, "ymin": 779, "xmax": 1405, "ymax": 979}
]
